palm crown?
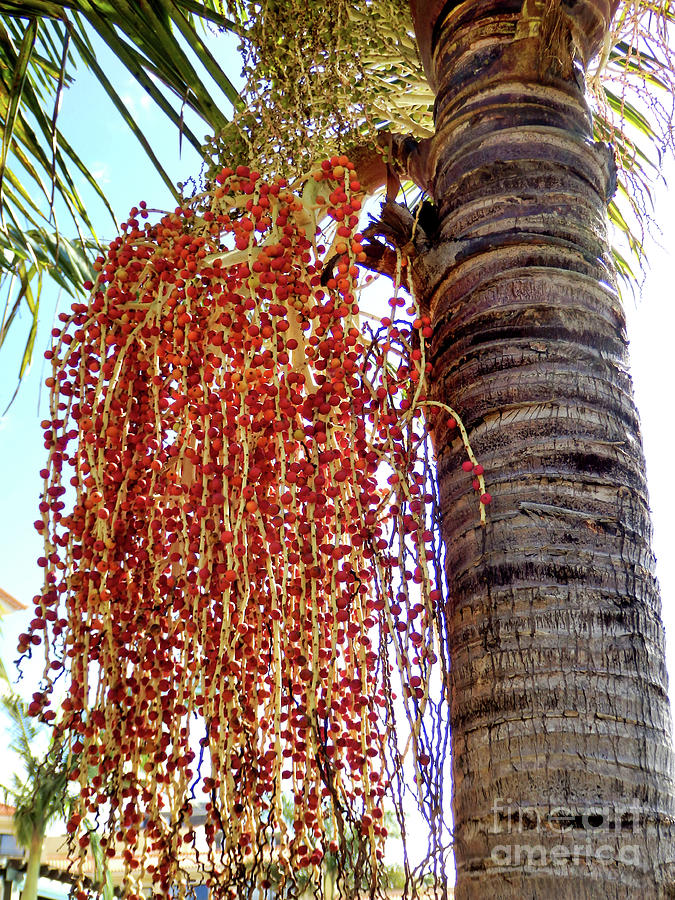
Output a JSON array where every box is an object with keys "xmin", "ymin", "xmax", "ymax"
[{"xmin": 1, "ymin": 0, "xmax": 674, "ymax": 388}]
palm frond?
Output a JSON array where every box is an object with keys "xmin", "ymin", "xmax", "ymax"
[
  {"xmin": 589, "ymin": 0, "xmax": 675, "ymax": 273},
  {"xmin": 1, "ymin": 692, "xmax": 73, "ymax": 847},
  {"xmin": 0, "ymin": 227, "xmax": 95, "ymax": 397},
  {"xmin": 1, "ymin": 693, "xmax": 41, "ymax": 762},
  {"xmin": 0, "ymin": 1, "xmax": 243, "ymax": 383}
]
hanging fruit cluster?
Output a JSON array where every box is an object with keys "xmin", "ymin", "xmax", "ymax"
[
  {"xmin": 23, "ymin": 157, "xmax": 487, "ymax": 898},
  {"xmin": 211, "ymin": 0, "xmax": 429, "ymax": 178}
]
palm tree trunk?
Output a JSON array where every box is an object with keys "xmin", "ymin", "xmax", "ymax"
[
  {"xmin": 20, "ymin": 827, "xmax": 44, "ymax": 900},
  {"xmin": 410, "ymin": 2, "xmax": 675, "ymax": 897}
]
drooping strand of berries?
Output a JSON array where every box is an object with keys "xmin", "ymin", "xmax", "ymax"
[{"xmin": 24, "ymin": 157, "xmax": 488, "ymax": 899}]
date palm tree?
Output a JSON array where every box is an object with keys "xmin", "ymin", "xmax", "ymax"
[
  {"xmin": 1, "ymin": 693, "xmax": 112, "ymax": 900},
  {"xmin": 3, "ymin": 1, "xmax": 675, "ymax": 898},
  {"xmin": 402, "ymin": 3, "xmax": 675, "ymax": 897}
]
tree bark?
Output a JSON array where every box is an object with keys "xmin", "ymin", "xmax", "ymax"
[
  {"xmin": 410, "ymin": 1, "xmax": 675, "ymax": 897},
  {"xmin": 20, "ymin": 827, "xmax": 44, "ymax": 900}
]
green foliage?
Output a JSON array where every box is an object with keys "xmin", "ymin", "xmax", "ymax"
[
  {"xmin": 87, "ymin": 826, "xmax": 116, "ymax": 900},
  {"xmin": 0, "ymin": 695, "xmax": 114, "ymax": 897},
  {"xmin": 589, "ymin": 2, "xmax": 675, "ymax": 272},
  {"xmin": 0, "ymin": 692, "xmax": 72, "ymax": 847},
  {"xmin": 211, "ymin": 0, "xmax": 675, "ymax": 280},
  {"xmin": 206, "ymin": 0, "xmax": 432, "ymax": 178},
  {"xmin": 0, "ymin": 0, "xmax": 241, "ymax": 385}
]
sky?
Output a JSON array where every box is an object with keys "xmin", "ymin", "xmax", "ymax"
[
  {"xmin": 1, "ymin": 20, "xmax": 674, "ymax": 830},
  {"xmin": 0, "ymin": 36, "xmax": 210, "ymax": 677},
  {"xmin": 622, "ymin": 171, "xmax": 675, "ymax": 707}
]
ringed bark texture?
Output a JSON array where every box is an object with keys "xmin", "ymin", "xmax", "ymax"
[{"xmin": 416, "ymin": 1, "xmax": 675, "ymax": 897}]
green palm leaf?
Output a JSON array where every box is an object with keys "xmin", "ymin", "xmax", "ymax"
[
  {"xmin": 0, "ymin": 1, "xmax": 242, "ymax": 390},
  {"xmin": 1, "ymin": 693, "xmax": 72, "ymax": 849}
]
